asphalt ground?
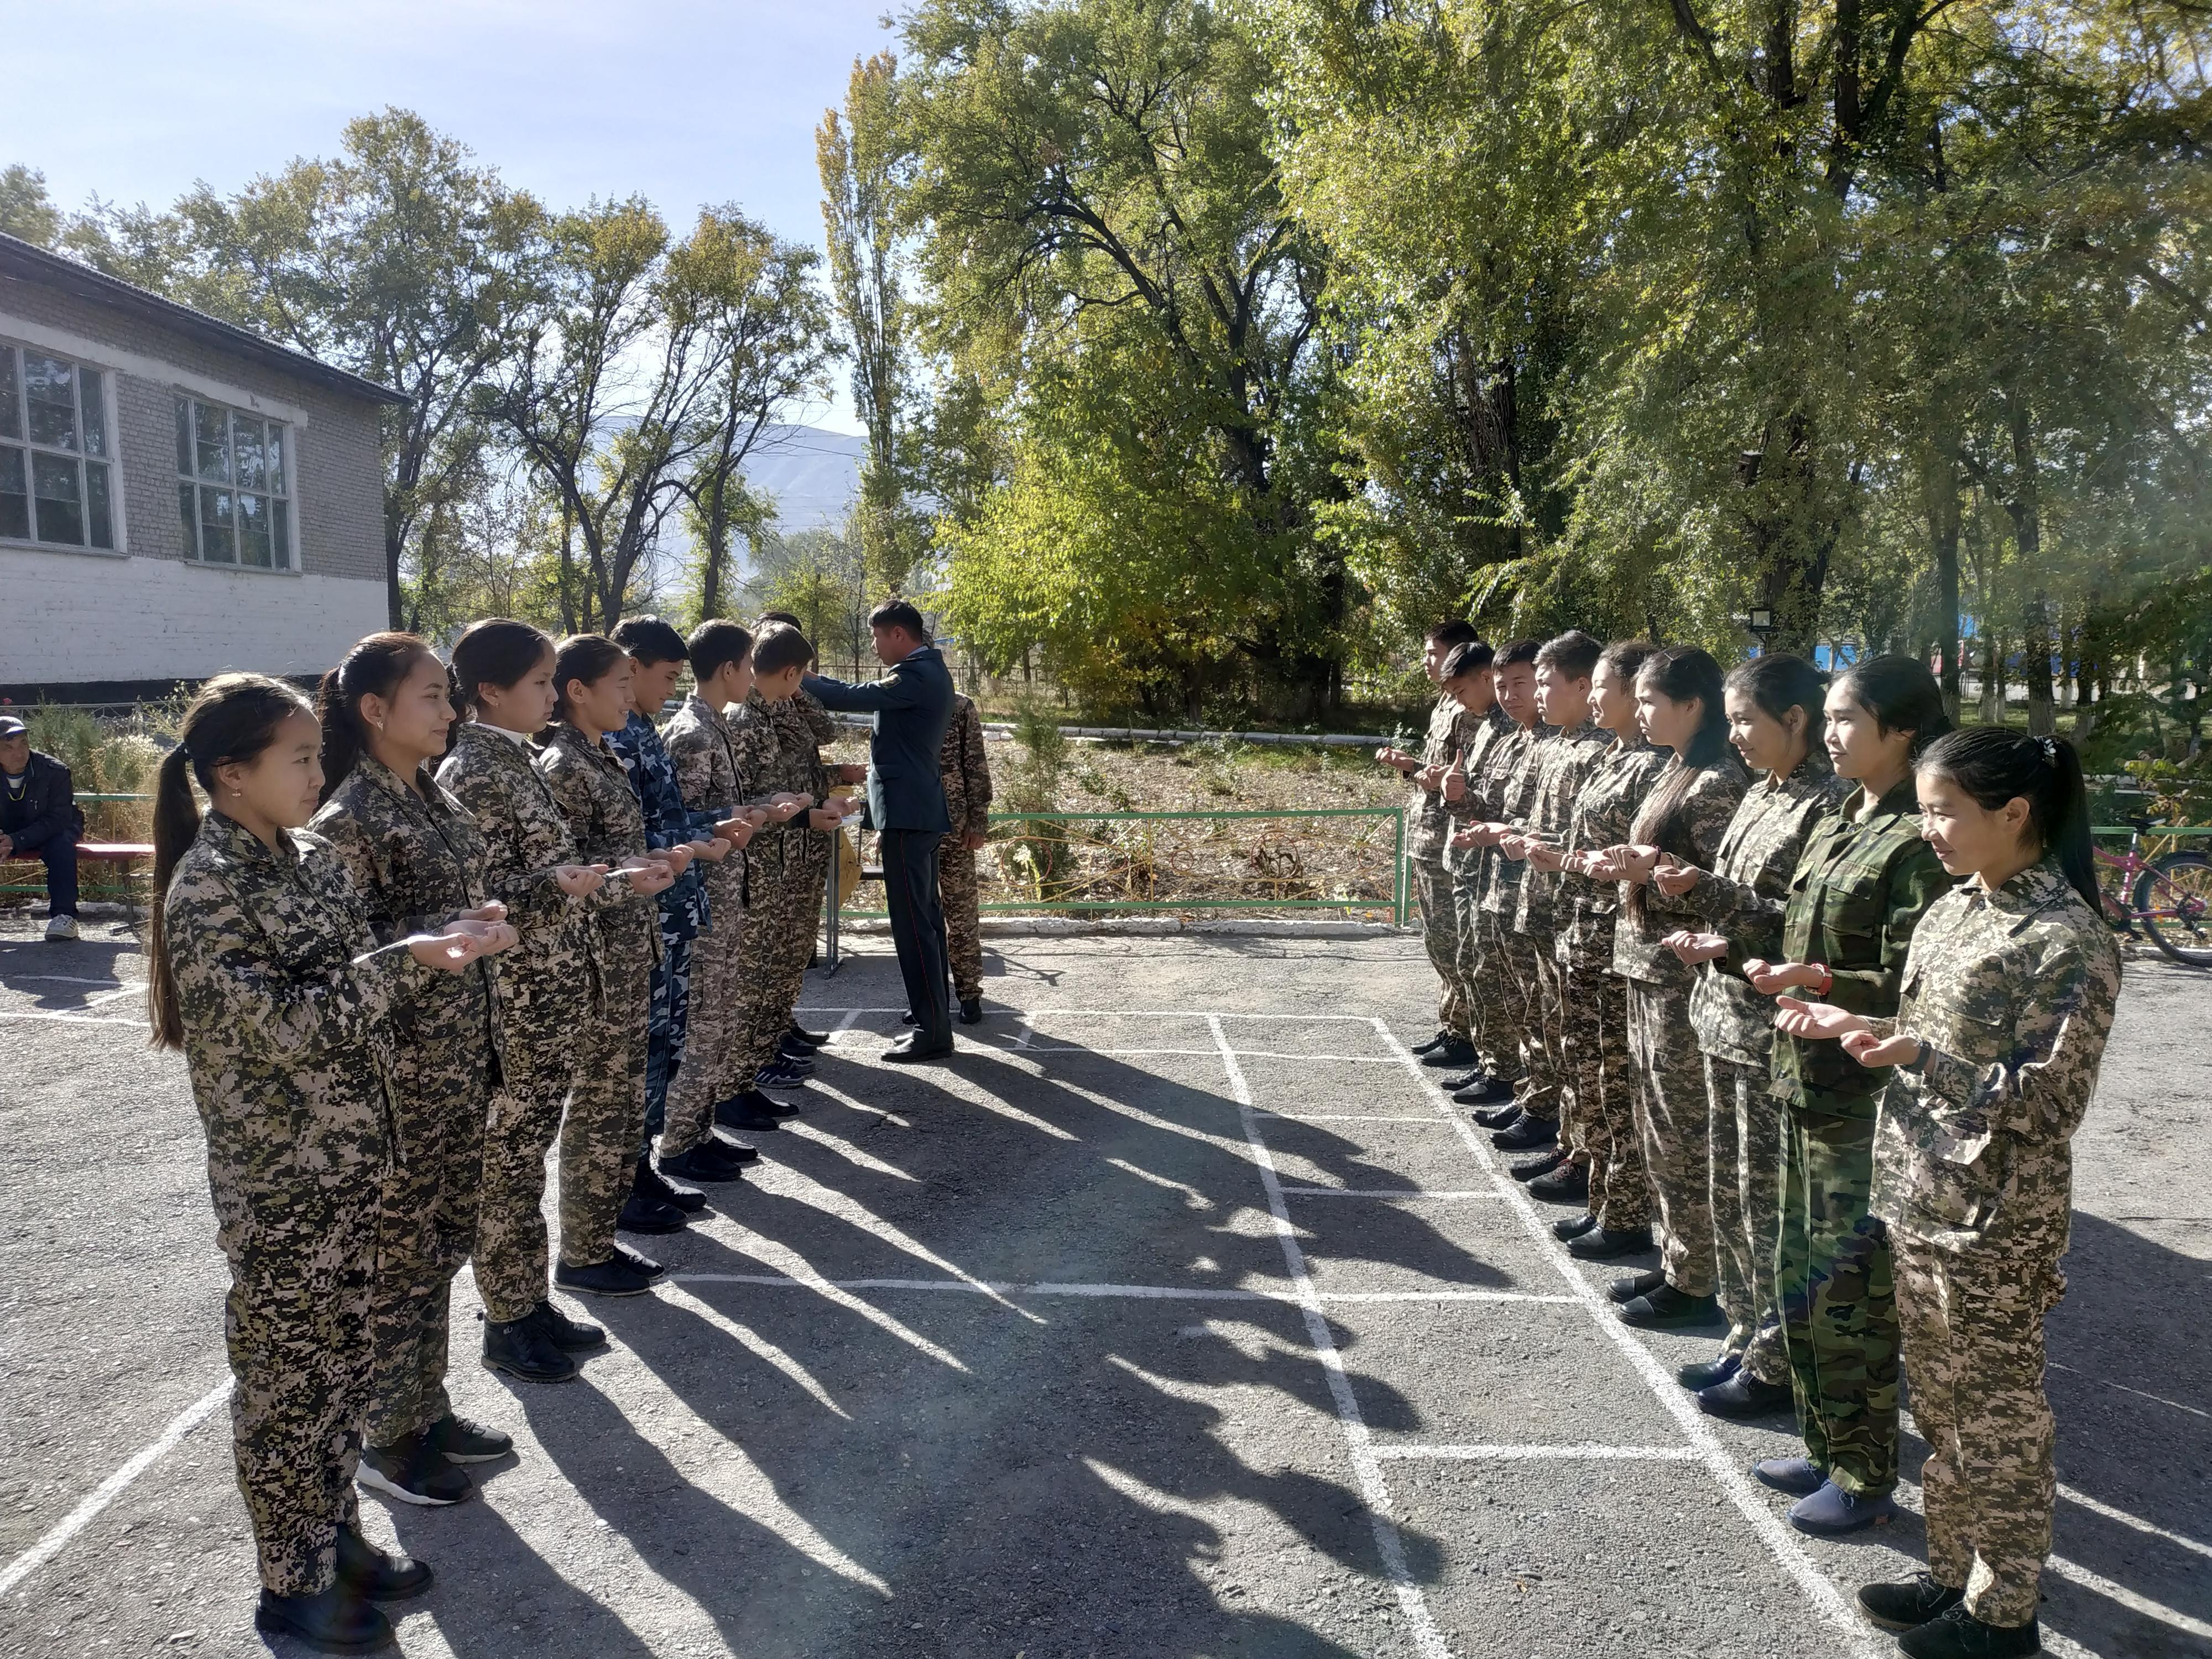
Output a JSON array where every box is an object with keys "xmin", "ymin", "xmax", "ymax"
[{"xmin": 0, "ymin": 918, "xmax": 2206, "ymax": 1659}]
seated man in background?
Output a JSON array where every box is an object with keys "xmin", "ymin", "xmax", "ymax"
[{"xmin": 0, "ymin": 715, "xmax": 84, "ymax": 941}]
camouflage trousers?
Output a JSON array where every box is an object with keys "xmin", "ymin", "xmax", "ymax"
[
  {"xmin": 661, "ymin": 906, "xmax": 744, "ymax": 1158},
  {"xmin": 1484, "ymin": 918, "xmax": 1541, "ymax": 1094},
  {"xmin": 1411, "ymin": 857, "xmax": 1468, "ymax": 1039},
  {"xmin": 939, "ymin": 841, "xmax": 984, "ymax": 1001},
  {"xmin": 1777, "ymin": 1106, "xmax": 1898, "ymax": 1496},
  {"xmin": 1558, "ymin": 952, "xmax": 1649, "ymax": 1230},
  {"xmin": 1894, "ymin": 1226, "xmax": 2057, "ymax": 1627},
  {"xmin": 366, "ymin": 1052, "xmax": 488, "ymax": 1448},
  {"xmin": 727, "ymin": 852, "xmax": 817, "ymax": 1091},
  {"xmin": 225, "ymin": 1198, "xmax": 377, "ymax": 1595},
  {"xmin": 1626, "ymin": 979, "xmax": 1715, "ymax": 1296},
  {"xmin": 559, "ymin": 954, "xmax": 651, "ymax": 1268},
  {"xmin": 472, "ymin": 1031, "xmax": 573, "ymax": 1324},
  {"xmin": 1519, "ymin": 931, "xmax": 1564, "ymax": 1123},
  {"xmin": 642, "ymin": 930, "xmax": 693, "ymax": 1143},
  {"xmin": 1705, "ymin": 1055, "xmax": 1788, "ymax": 1386}
]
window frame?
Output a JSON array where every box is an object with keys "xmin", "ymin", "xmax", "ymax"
[
  {"xmin": 174, "ymin": 392, "xmax": 299, "ymax": 574},
  {"xmin": 0, "ymin": 335, "xmax": 127, "ymax": 556}
]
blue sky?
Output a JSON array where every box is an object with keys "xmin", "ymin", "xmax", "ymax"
[{"xmin": 3, "ymin": 0, "xmax": 901, "ymax": 431}]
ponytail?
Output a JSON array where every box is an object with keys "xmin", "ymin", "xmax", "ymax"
[
  {"xmin": 452, "ymin": 618, "xmax": 555, "ymax": 718},
  {"xmin": 147, "ymin": 672, "xmax": 315, "ymax": 1049},
  {"xmin": 1918, "ymin": 727, "xmax": 2099, "ymax": 911},
  {"xmin": 316, "ymin": 632, "xmax": 435, "ymax": 801}
]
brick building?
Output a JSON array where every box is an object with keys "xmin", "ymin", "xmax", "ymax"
[{"xmin": 0, "ymin": 232, "xmax": 403, "ymax": 702}]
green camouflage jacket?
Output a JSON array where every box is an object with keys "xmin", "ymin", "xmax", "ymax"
[
  {"xmin": 311, "ymin": 752, "xmax": 502, "ymax": 1081},
  {"xmin": 1441, "ymin": 705, "xmax": 1517, "ymax": 875},
  {"xmin": 1869, "ymin": 857, "xmax": 2121, "ymax": 1285},
  {"xmin": 1677, "ymin": 753, "xmax": 1851, "ymax": 1066},
  {"xmin": 436, "ymin": 721, "xmax": 606, "ymax": 1046},
  {"xmin": 1510, "ymin": 721, "xmax": 1615, "ymax": 935},
  {"xmin": 164, "ymin": 811, "xmax": 422, "ymax": 1255},
  {"xmin": 662, "ymin": 692, "xmax": 780, "ymax": 915},
  {"xmin": 1611, "ymin": 756, "xmax": 1749, "ymax": 985},
  {"xmin": 1555, "ymin": 735, "xmax": 1670, "ymax": 964},
  {"xmin": 535, "ymin": 721, "xmax": 659, "ymax": 985},
  {"xmin": 1407, "ymin": 693, "xmax": 1474, "ymax": 861},
  {"xmin": 733, "ymin": 691, "xmax": 818, "ymax": 878},
  {"xmin": 1467, "ymin": 718, "xmax": 1550, "ymax": 906},
  {"xmin": 940, "ymin": 693, "xmax": 993, "ymax": 841},
  {"xmin": 1771, "ymin": 776, "xmax": 1955, "ymax": 1115}
]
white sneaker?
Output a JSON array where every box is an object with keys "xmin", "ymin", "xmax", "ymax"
[{"xmin": 43, "ymin": 914, "xmax": 80, "ymax": 942}]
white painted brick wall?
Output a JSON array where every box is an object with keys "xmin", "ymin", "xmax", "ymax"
[{"xmin": 6, "ymin": 544, "xmax": 387, "ymax": 682}]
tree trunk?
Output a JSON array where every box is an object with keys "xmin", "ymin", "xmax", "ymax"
[
  {"xmin": 1979, "ymin": 631, "xmax": 2002, "ymax": 723},
  {"xmin": 1926, "ymin": 453, "xmax": 1963, "ymax": 720}
]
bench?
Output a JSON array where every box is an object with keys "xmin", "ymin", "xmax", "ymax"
[{"xmin": 1, "ymin": 841, "xmax": 155, "ymax": 918}]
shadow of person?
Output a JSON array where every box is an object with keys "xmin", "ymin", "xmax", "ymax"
[{"xmin": 0, "ymin": 935, "xmax": 139, "ymax": 1008}]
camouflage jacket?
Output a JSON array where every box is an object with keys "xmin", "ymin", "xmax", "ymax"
[
  {"xmin": 1555, "ymin": 735, "xmax": 1670, "ymax": 964},
  {"xmin": 609, "ymin": 708, "xmax": 717, "ymax": 940},
  {"xmin": 1407, "ymin": 693, "xmax": 1474, "ymax": 861},
  {"xmin": 535, "ymin": 721, "xmax": 660, "ymax": 983},
  {"xmin": 164, "ymin": 811, "xmax": 422, "ymax": 1254},
  {"xmin": 661, "ymin": 692, "xmax": 775, "ymax": 915},
  {"xmin": 1771, "ymin": 776, "xmax": 1955, "ymax": 1116},
  {"xmin": 1510, "ymin": 720, "xmax": 1615, "ymax": 935},
  {"xmin": 1677, "ymin": 754, "xmax": 1852, "ymax": 1066},
  {"xmin": 767, "ymin": 688, "xmax": 836, "ymax": 869},
  {"xmin": 310, "ymin": 752, "xmax": 502, "ymax": 1080},
  {"xmin": 734, "ymin": 690, "xmax": 818, "ymax": 877},
  {"xmin": 435, "ymin": 721, "xmax": 606, "ymax": 1041},
  {"xmin": 1869, "ymin": 857, "xmax": 2121, "ymax": 1282},
  {"xmin": 940, "ymin": 693, "xmax": 993, "ymax": 840},
  {"xmin": 1447, "ymin": 714, "xmax": 1537, "ymax": 888},
  {"xmin": 1611, "ymin": 755, "xmax": 1749, "ymax": 985}
]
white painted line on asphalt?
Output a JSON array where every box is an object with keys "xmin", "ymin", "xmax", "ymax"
[
  {"xmin": 0, "ymin": 1376, "xmax": 231, "ymax": 1598},
  {"xmin": 2049, "ymin": 1359, "xmax": 2211, "ymax": 1420},
  {"xmin": 1278, "ymin": 1187, "xmax": 1503, "ymax": 1200},
  {"xmin": 2057, "ymin": 1481, "xmax": 2212, "ymax": 1562},
  {"xmin": 1369, "ymin": 1016, "xmax": 1890, "ymax": 1659},
  {"xmin": 0, "ymin": 1008, "xmax": 149, "ymax": 1027},
  {"xmin": 1234, "ymin": 1050, "xmax": 1406, "ymax": 1065},
  {"xmin": 1256, "ymin": 1112, "xmax": 1460, "ymax": 1124},
  {"xmin": 1207, "ymin": 1013, "xmax": 1452, "ymax": 1659},
  {"xmin": 0, "ymin": 973, "xmax": 140, "ymax": 987},
  {"xmin": 672, "ymin": 1272, "xmax": 1570, "ymax": 1306},
  {"xmin": 797, "ymin": 1006, "xmax": 1387, "ymax": 1022},
  {"xmin": 1373, "ymin": 1443, "xmax": 1701, "ymax": 1463},
  {"xmin": 2043, "ymin": 1555, "xmax": 2212, "ymax": 1642}
]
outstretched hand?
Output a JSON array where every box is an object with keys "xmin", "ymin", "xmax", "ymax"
[
  {"xmin": 1842, "ymin": 1030, "xmax": 1922, "ymax": 1068},
  {"xmin": 1773, "ymin": 996, "xmax": 1869, "ymax": 1042}
]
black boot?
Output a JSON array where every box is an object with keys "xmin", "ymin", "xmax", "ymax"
[
  {"xmin": 957, "ymin": 997, "xmax": 983, "ymax": 1024},
  {"xmin": 1698, "ymin": 1373, "xmax": 1796, "ymax": 1420},
  {"xmin": 1896, "ymin": 1605, "xmax": 2041, "ymax": 1658},
  {"xmin": 1676, "ymin": 1349, "xmax": 1739, "ymax": 1391},
  {"xmin": 1420, "ymin": 1036, "xmax": 1477, "ymax": 1068},
  {"xmin": 1510, "ymin": 1147, "xmax": 1565, "ymax": 1182},
  {"xmin": 335, "ymin": 1525, "xmax": 434, "ymax": 1599},
  {"xmin": 1457, "ymin": 1079, "xmax": 1517, "ymax": 1109},
  {"xmin": 637, "ymin": 1155, "xmax": 707, "ymax": 1212},
  {"xmin": 554, "ymin": 1256, "xmax": 656, "ymax": 1298},
  {"xmin": 1438, "ymin": 1068, "xmax": 1488, "ymax": 1093},
  {"xmin": 254, "ymin": 1583, "xmax": 394, "ymax": 1653},
  {"xmin": 1857, "ymin": 1574, "xmax": 1966, "ymax": 1633},
  {"xmin": 1608, "ymin": 1267, "xmax": 1668, "ymax": 1303},
  {"xmin": 1526, "ymin": 1161, "xmax": 1589, "ymax": 1204},
  {"xmin": 1616, "ymin": 1284, "xmax": 1724, "ymax": 1329},
  {"xmin": 1410, "ymin": 1029, "xmax": 1452, "ymax": 1055},
  {"xmin": 1467, "ymin": 1095, "xmax": 1520, "ymax": 1125},
  {"xmin": 662, "ymin": 1141, "xmax": 747, "ymax": 1183},
  {"xmin": 717, "ymin": 1091, "xmax": 784, "ymax": 1131},
  {"xmin": 1491, "ymin": 1114, "xmax": 1558, "ymax": 1151},
  {"xmin": 356, "ymin": 1435, "xmax": 471, "ymax": 1507},
  {"xmin": 618, "ymin": 1185, "xmax": 687, "ymax": 1236},
  {"xmin": 484, "ymin": 1314, "xmax": 579, "ymax": 1384},
  {"xmin": 530, "ymin": 1300, "xmax": 606, "ymax": 1351},
  {"xmin": 1552, "ymin": 1211, "xmax": 1599, "ymax": 1241},
  {"xmin": 787, "ymin": 1022, "xmax": 831, "ymax": 1047},
  {"xmin": 1567, "ymin": 1225, "xmax": 1654, "ymax": 1262}
]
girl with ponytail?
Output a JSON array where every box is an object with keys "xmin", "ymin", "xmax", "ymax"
[
  {"xmin": 148, "ymin": 674, "xmax": 507, "ymax": 1653},
  {"xmin": 1773, "ymin": 727, "xmax": 2120, "ymax": 1652},
  {"xmin": 309, "ymin": 633, "xmax": 520, "ymax": 1503}
]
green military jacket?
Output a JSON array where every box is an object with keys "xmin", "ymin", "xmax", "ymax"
[
  {"xmin": 1771, "ymin": 775, "xmax": 1954, "ymax": 1115},
  {"xmin": 940, "ymin": 693, "xmax": 993, "ymax": 841},
  {"xmin": 662, "ymin": 692, "xmax": 761, "ymax": 916},
  {"xmin": 1511, "ymin": 721, "xmax": 1615, "ymax": 936},
  {"xmin": 1443, "ymin": 707, "xmax": 1523, "ymax": 883},
  {"xmin": 1477, "ymin": 721, "xmax": 1556, "ymax": 917},
  {"xmin": 736, "ymin": 689, "xmax": 825, "ymax": 877},
  {"xmin": 535, "ymin": 721, "xmax": 660, "ymax": 987},
  {"xmin": 1556, "ymin": 735, "xmax": 1670, "ymax": 965},
  {"xmin": 1407, "ymin": 692, "xmax": 1474, "ymax": 862},
  {"xmin": 1611, "ymin": 755, "xmax": 1749, "ymax": 986},
  {"xmin": 1870, "ymin": 857, "xmax": 2121, "ymax": 1292},
  {"xmin": 1677, "ymin": 753, "xmax": 1851, "ymax": 1067}
]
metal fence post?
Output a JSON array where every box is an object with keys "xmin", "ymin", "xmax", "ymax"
[
  {"xmin": 823, "ymin": 833, "xmax": 841, "ymax": 975},
  {"xmin": 1394, "ymin": 808, "xmax": 1408, "ymax": 928}
]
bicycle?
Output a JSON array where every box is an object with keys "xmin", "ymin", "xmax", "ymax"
[{"xmin": 2097, "ymin": 821, "xmax": 2212, "ymax": 967}]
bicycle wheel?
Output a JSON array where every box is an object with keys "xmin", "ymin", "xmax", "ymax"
[{"xmin": 2135, "ymin": 851, "xmax": 2212, "ymax": 967}]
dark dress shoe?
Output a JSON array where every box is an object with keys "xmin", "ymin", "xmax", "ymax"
[
  {"xmin": 1410, "ymin": 1030, "xmax": 1452, "ymax": 1055},
  {"xmin": 1438, "ymin": 1068, "xmax": 1488, "ymax": 1093},
  {"xmin": 1567, "ymin": 1225, "xmax": 1654, "ymax": 1261},
  {"xmin": 555, "ymin": 1258, "xmax": 656, "ymax": 1298},
  {"xmin": 1697, "ymin": 1373, "xmax": 1796, "ymax": 1420},
  {"xmin": 1617, "ymin": 1285, "xmax": 1724, "ymax": 1329},
  {"xmin": 787, "ymin": 1023, "xmax": 831, "ymax": 1046},
  {"xmin": 1457, "ymin": 1079, "xmax": 1517, "ymax": 1109},
  {"xmin": 957, "ymin": 997, "xmax": 983, "ymax": 1024},
  {"xmin": 1420, "ymin": 1037, "xmax": 1477, "ymax": 1068},
  {"xmin": 530, "ymin": 1300, "xmax": 605, "ymax": 1350},
  {"xmin": 255, "ymin": 1584, "xmax": 394, "ymax": 1653},
  {"xmin": 711, "ymin": 1133, "xmax": 761, "ymax": 1163},
  {"xmin": 1676, "ymin": 1349, "xmax": 1740, "ymax": 1391},
  {"xmin": 613, "ymin": 1242, "xmax": 666, "ymax": 1280},
  {"xmin": 717, "ymin": 1091, "xmax": 784, "ymax": 1131},
  {"xmin": 1491, "ymin": 1114, "xmax": 1558, "ymax": 1151},
  {"xmin": 1552, "ymin": 1211, "xmax": 1599, "ymax": 1241},
  {"xmin": 900, "ymin": 1009, "xmax": 918, "ymax": 1025},
  {"xmin": 336, "ymin": 1525, "xmax": 434, "ymax": 1599},
  {"xmin": 1467, "ymin": 1095, "xmax": 1520, "ymax": 1124},
  {"xmin": 617, "ymin": 1192, "xmax": 687, "ymax": 1235},
  {"xmin": 1510, "ymin": 1148, "xmax": 1566, "ymax": 1182},
  {"xmin": 1526, "ymin": 1162, "xmax": 1589, "ymax": 1204},
  {"xmin": 1609, "ymin": 1266, "xmax": 1668, "ymax": 1302},
  {"xmin": 882, "ymin": 1034, "xmax": 954, "ymax": 1063},
  {"xmin": 1858, "ymin": 1574, "xmax": 1966, "ymax": 1633},
  {"xmin": 1753, "ymin": 1455, "xmax": 1827, "ymax": 1496},
  {"xmin": 635, "ymin": 1155, "xmax": 706, "ymax": 1211},
  {"xmin": 1896, "ymin": 1605, "xmax": 2040, "ymax": 1659},
  {"xmin": 662, "ymin": 1144, "xmax": 747, "ymax": 1183}
]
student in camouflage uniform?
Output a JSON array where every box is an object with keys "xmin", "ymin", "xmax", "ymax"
[
  {"xmin": 1646, "ymin": 653, "xmax": 1846, "ymax": 1417},
  {"xmin": 1597, "ymin": 646, "xmax": 1747, "ymax": 1331},
  {"xmin": 149, "ymin": 674, "xmax": 505, "ymax": 1652},
  {"xmin": 938, "ymin": 688, "xmax": 994, "ymax": 1021},
  {"xmin": 1447, "ymin": 641, "xmax": 1541, "ymax": 1087},
  {"xmin": 1781, "ymin": 728, "xmax": 2119, "ymax": 1659},
  {"xmin": 1383, "ymin": 620, "xmax": 1484, "ymax": 1064},
  {"xmin": 1430, "ymin": 643, "xmax": 1506, "ymax": 1078},
  {"xmin": 1739, "ymin": 655, "xmax": 1955, "ymax": 1535},
  {"xmin": 310, "ymin": 634, "xmax": 521, "ymax": 1509},
  {"xmin": 1545, "ymin": 641, "xmax": 1668, "ymax": 1253},
  {"xmin": 536, "ymin": 635, "xmax": 683, "ymax": 1299}
]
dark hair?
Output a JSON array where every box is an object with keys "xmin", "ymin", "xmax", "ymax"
[
  {"xmin": 753, "ymin": 623, "xmax": 815, "ymax": 679},
  {"xmin": 148, "ymin": 674, "xmax": 316, "ymax": 1049},
  {"xmin": 869, "ymin": 599, "xmax": 930, "ymax": 641},
  {"xmin": 1535, "ymin": 629, "xmax": 1602, "ymax": 681},
  {"xmin": 758, "ymin": 609, "xmax": 804, "ymax": 630},
  {"xmin": 687, "ymin": 619, "xmax": 754, "ymax": 685},
  {"xmin": 1627, "ymin": 647, "xmax": 1735, "ymax": 922},
  {"xmin": 1725, "ymin": 651, "xmax": 1827, "ymax": 763},
  {"xmin": 611, "ymin": 614, "xmax": 688, "ymax": 666},
  {"xmin": 316, "ymin": 632, "xmax": 438, "ymax": 801},
  {"xmin": 1496, "ymin": 638, "xmax": 1542, "ymax": 670},
  {"xmin": 1439, "ymin": 639, "xmax": 1495, "ymax": 681},
  {"xmin": 1834, "ymin": 654, "xmax": 1954, "ymax": 759},
  {"xmin": 451, "ymin": 619, "xmax": 554, "ymax": 716},
  {"xmin": 551, "ymin": 634, "xmax": 629, "ymax": 727},
  {"xmin": 1598, "ymin": 639, "xmax": 1661, "ymax": 683},
  {"xmin": 1919, "ymin": 728, "xmax": 2099, "ymax": 911},
  {"xmin": 1427, "ymin": 619, "xmax": 1480, "ymax": 650}
]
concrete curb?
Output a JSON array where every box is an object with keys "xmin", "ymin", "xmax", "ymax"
[{"xmin": 837, "ymin": 916, "xmax": 1412, "ymax": 940}]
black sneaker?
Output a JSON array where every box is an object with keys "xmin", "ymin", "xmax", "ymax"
[
  {"xmin": 1617, "ymin": 1284, "xmax": 1724, "ymax": 1329},
  {"xmin": 1897, "ymin": 1604, "xmax": 2040, "ymax": 1658},
  {"xmin": 530, "ymin": 1300, "xmax": 606, "ymax": 1351},
  {"xmin": 618, "ymin": 1191, "xmax": 687, "ymax": 1235},
  {"xmin": 555, "ymin": 1257, "xmax": 656, "ymax": 1298},
  {"xmin": 1698, "ymin": 1373, "xmax": 1795, "ymax": 1420},
  {"xmin": 421, "ymin": 1412, "xmax": 512, "ymax": 1463},
  {"xmin": 787, "ymin": 1023, "xmax": 831, "ymax": 1047},
  {"xmin": 717, "ymin": 1091, "xmax": 784, "ymax": 1131},
  {"xmin": 1753, "ymin": 1455, "xmax": 1827, "ymax": 1496},
  {"xmin": 483, "ymin": 1315, "xmax": 579, "ymax": 1384},
  {"xmin": 255, "ymin": 1584, "xmax": 394, "ymax": 1653},
  {"xmin": 778, "ymin": 1034, "xmax": 817, "ymax": 1061},
  {"xmin": 1492, "ymin": 1114, "xmax": 1558, "ymax": 1151},
  {"xmin": 1526, "ymin": 1162, "xmax": 1589, "ymax": 1204},
  {"xmin": 1552, "ymin": 1211, "xmax": 1599, "ymax": 1241},
  {"xmin": 613, "ymin": 1242, "xmax": 667, "ymax": 1281},
  {"xmin": 757, "ymin": 1059, "xmax": 813, "ymax": 1090},
  {"xmin": 662, "ymin": 1142, "xmax": 747, "ymax": 1183},
  {"xmin": 637, "ymin": 1156, "xmax": 707, "ymax": 1211},
  {"xmin": 1564, "ymin": 1225, "xmax": 1653, "ymax": 1261},
  {"xmin": 1438, "ymin": 1068, "xmax": 1488, "ymax": 1093},
  {"xmin": 357, "ymin": 1435, "xmax": 472, "ymax": 1507},
  {"xmin": 1510, "ymin": 1147, "xmax": 1565, "ymax": 1182},
  {"xmin": 1609, "ymin": 1267, "xmax": 1668, "ymax": 1303},
  {"xmin": 1858, "ymin": 1574, "xmax": 1967, "ymax": 1633},
  {"xmin": 1676, "ymin": 1349, "xmax": 1740, "ymax": 1391},
  {"xmin": 1409, "ymin": 1030, "xmax": 1452, "ymax": 1056},
  {"xmin": 1420, "ymin": 1037, "xmax": 1477, "ymax": 1068},
  {"xmin": 335, "ymin": 1524, "xmax": 433, "ymax": 1599},
  {"xmin": 1467, "ymin": 1094, "xmax": 1520, "ymax": 1124},
  {"xmin": 957, "ymin": 997, "xmax": 983, "ymax": 1025},
  {"xmin": 710, "ymin": 1133, "xmax": 761, "ymax": 1164}
]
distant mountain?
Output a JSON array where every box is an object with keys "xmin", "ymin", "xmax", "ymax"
[{"xmin": 742, "ymin": 424, "xmax": 864, "ymax": 535}]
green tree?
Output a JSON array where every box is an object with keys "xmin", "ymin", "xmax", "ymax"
[{"xmin": 0, "ymin": 165, "xmax": 61, "ymax": 245}]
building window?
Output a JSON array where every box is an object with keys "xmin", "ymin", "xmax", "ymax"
[
  {"xmin": 175, "ymin": 395, "xmax": 293, "ymax": 569},
  {"xmin": 0, "ymin": 342, "xmax": 117, "ymax": 550}
]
